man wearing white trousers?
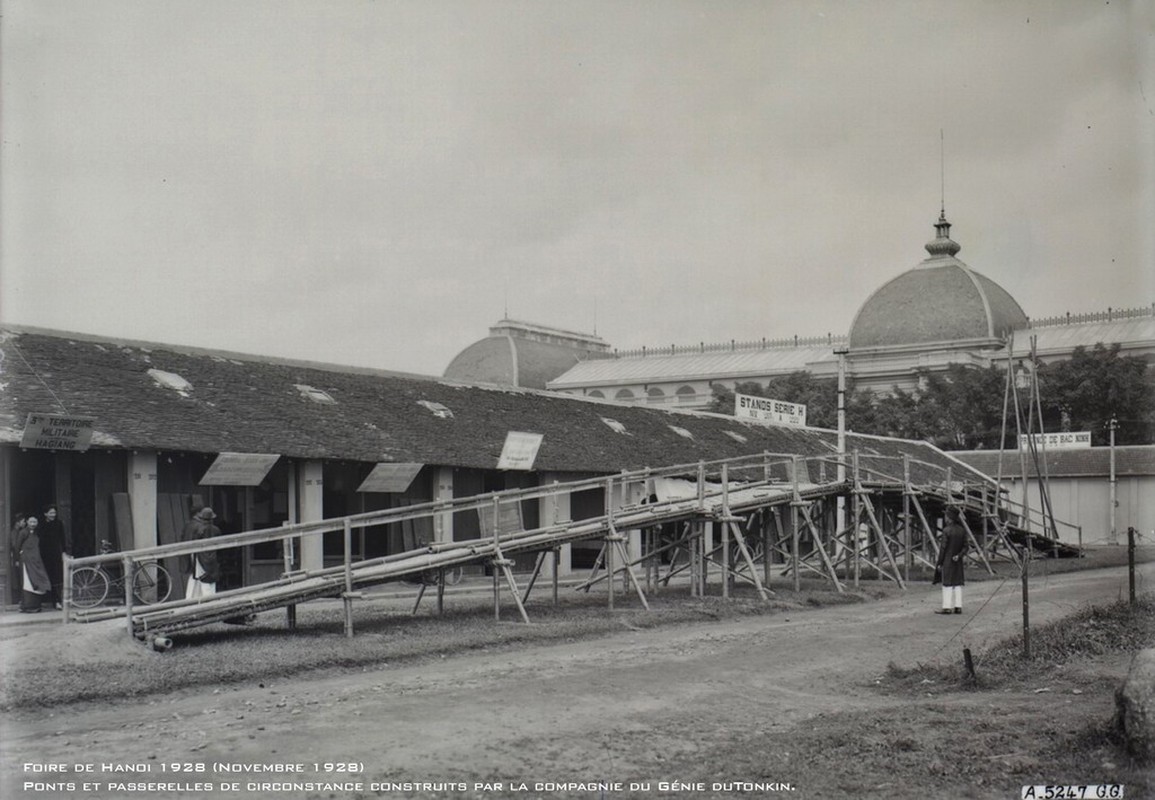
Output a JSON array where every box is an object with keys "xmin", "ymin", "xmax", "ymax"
[{"xmin": 934, "ymin": 506, "xmax": 968, "ymax": 615}]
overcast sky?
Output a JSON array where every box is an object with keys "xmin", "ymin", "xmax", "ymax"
[{"xmin": 2, "ymin": 1, "xmax": 1152, "ymax": 376}]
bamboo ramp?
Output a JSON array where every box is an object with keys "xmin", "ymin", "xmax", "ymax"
[{"xmin": 61, "ymin": 451, "xmax": 1081, "ymax": 644}]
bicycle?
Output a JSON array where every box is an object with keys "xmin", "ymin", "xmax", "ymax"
[{"xmin": 70, "ymin": 540, "xmax": 173, "ymax": 609}]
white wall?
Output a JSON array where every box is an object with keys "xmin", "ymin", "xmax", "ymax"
[{"xmin": 1004, "ymin": 475, "xmax": 1154, "ymax": 546}]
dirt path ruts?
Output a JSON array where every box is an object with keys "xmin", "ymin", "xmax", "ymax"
[{"xmin": 2, "ymin": 564, "xmax": 1149, "ymax": 799}]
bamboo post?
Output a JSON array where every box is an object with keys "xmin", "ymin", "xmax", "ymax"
[
  {"xmin": 282, "ymin": 525, "xmax": 296, "ymax": 629},
  {"xmin": 980, "ymin": 485, "xmax": 990, "ymax": 557},
  {"xmin": 343, "ymin": 519, "xmax": 354, "ymax": 638},
  {"xmin": 1022, "ymin": 541, "xmax": 1031, "ymax": 659},
  {"xmin": 123, "ymin": 556, "xmax": 135, "ymax": 638},
  {"xmin": 552, "ymin": 547, "xmax": 560, "ymax": 606},
  {"xmin": 697, "ymin": 461, "xmax": 706, "ymax": 594},
  {"xmin": 763, "ymin": 509, "xmax": 771, "ymax": 588},
  {"xmin": 722, "ymin": 463, "xmax": 730, "ymax": 599},
  {"xmin": 492, "ymin": 496, "xmax": 501, "ymax": 620},
  {"xmin": 902, "ymin": 454, "xmax": 912, "ymax": 583},
  {"xmin": 791, "ymin": 456, "xmax": 801, "ymax": 592},
  {"xmin": 606, "ymin": 477, "xmax": 615, "ymax": 611},
  {"xmin": 852, "ymin": 450, "xmax": 861, "ymax": 588}
]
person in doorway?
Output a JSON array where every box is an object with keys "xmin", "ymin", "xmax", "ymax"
[
  {"xmin": 9, "ymin": 512, "xmax": 26, "ymax": 595},
  {"xmin": 38, "ymin": 504, "xmax": 71, "ymax": 610},
  {"xmin": 935, "ymin": 506, "xmax": 968, "ymax": 615},
  {"xmin": 181, "ymin": 506, "xmax": 221, "ymax": 600},
  {"xmin": 13, "ymin": 515, "xmax": 51, "ymax": 613}
]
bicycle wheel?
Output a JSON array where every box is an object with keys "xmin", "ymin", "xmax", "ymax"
[
  {"xmin": 443, "ymin": 566, "xmax": 465, "ymax": 586},
  {"xmin": 132, "ymin": 562, "xmax": 172, "ymax": 605},
  {"xmin": 71, "ymin": 567, "xmax": 110, "ymax": 609}
]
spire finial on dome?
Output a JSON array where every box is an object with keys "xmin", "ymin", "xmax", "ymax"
[{"xmin": 925, "ymin": 210, "xmax": 961, "ymax": 258}]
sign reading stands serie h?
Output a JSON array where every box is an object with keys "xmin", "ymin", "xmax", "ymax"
[
  {"xmin": 21, "ymin": 413, "xmax": 95, "ymax": 451},
  {"xmin": 357, "ymin": 463, "xmax": 424, "ymax": 493},
  {"xmin": 1019, "ymin": 431, "xmax": 1092, "ymax": 451},
  {"xmin": 496, "ymin": 431, "xmax": 544, "ymax": 471},
  {"xmin": 734, "ymin": 393, "xmax": 807, "ymax": 427},
  {"xmin": 199, "ymin": 452, "xmax": 281, "ymax": 486}
]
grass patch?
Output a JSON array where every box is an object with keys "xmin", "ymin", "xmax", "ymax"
[
  {"xmin": 883, "ymin": 593, "xmax": 1155, "ymax": 692},
  {"xmin": 650, "ymin": 695, "xmax": 1153, "ymax": 800}
]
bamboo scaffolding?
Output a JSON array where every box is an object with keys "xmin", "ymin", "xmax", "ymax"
[{"xmin": 65, "ymin": 449, "xmax": 1084, "ymax": 642}]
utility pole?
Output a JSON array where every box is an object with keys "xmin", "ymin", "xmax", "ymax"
[
  {"xmin": 834, "ymin": 347, "xmax": 849, "ymax": 568},
  {"xmin": 1109, "ymin": 416, "xmax": 1119, "ymax": 545}
]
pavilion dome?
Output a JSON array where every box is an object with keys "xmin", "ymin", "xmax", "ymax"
[
  {"xmin": 848, "ymin": 213, "xmax": 1028, "ymax": 350},
  {"xmin": 444, "ymin": 319, "xmax": 612, "ymax": 390}
]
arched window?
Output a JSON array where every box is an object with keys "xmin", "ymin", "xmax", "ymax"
[
  {"xmin": 676, "ymin": 385, "xmax": 697, "ymax": 403},
  {"xmin": 647, "ymin": 387, "xmax": 666, "ymax": 403},
  {"xmin": 614, "ymin": 388, "xmax": 636, "ymax": 400},
  {"xmin": 587, "ymin": 390, "xmax": 605, "ymax": 399}
]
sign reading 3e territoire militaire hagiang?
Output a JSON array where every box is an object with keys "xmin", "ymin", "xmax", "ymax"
[{"xmin": 20, "ymin": 412, "xmax": 96, "ymax": 451}]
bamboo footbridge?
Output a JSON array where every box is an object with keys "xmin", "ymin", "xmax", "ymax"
[{"xmin": 62, "ymin": 450, "xmax": 1081, "ymax": 648}]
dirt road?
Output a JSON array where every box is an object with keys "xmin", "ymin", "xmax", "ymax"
[{"xmin": 3, "ymin": 562, "xmax": 1150, "ymax": 800}]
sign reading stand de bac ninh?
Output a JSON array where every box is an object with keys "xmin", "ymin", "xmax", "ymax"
[
  {"xmin": 21, "ymin": 413, "xmax": 96, "ymax": 451},
  {"xmin": 1019, "ymin": 431, "xmax": 1092, "ymax": 450},
  {"xmin": 734, "ymin": 393, "xmax": 807, "ymax": 427}
]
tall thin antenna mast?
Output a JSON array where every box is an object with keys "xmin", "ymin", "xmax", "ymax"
[{"xmin": 940, "ymin": 129, "xmax": 945, "ymax": 215}]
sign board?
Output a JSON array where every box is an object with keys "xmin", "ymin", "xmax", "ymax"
[
  {"xmin": 357, "ymin": 462, "xmax": 424, "ymax": 493},
  {"xmin": 496, "ymin": 431, "xmax": 543, "ymax": 471},
  {"xmin": 20, "ymin": 413, "xmax": 96, "ymax": 451},
  {"xmin": 477, "ymin": 500, "xmax": 525, "ymax": 538},
  {"xmin": 734, "ymin": 393, "xmax": 807, "ymax": 427},
  {"xmin": 1019, "ymin": 431, "xmax": 1092, "ymax": 451},
  {"xmin": 199, "ymin": 452, "xmax": 280, "ymax": 486}
]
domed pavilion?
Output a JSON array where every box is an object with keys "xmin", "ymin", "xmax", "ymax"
[
  {"xmin": 844, "ymin": 212, "xmax": 1029, "ymax": 391},
  {"xmin": 444, "ymin": 318, "xmax": 612, "ymax": 390}
]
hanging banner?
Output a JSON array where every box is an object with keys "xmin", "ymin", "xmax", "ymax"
[
  {"xmin": 199, "ymin": 453, "xmax": 280, "ymax": 486},
  {"xmin": 1018, "ymin": 432, "xmax": 1092, "ymax": 451},
  {"xmin": 357, "ymin": 462, "xmax": 424, "ymax": 493},
  {"xmin": 496, "ymin": 431, "xmax": 544, "ymax": 471},
  {"xmin": 20, "ymin": 413, "xmax": 96, "ymax": 451},
  {"xmin": 734, "ymin": 393, "xmax": 807, "ymax": 427}
]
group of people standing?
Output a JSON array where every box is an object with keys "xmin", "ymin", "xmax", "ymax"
[
  {"xmin": 11, "ymin": 505, "xmax": 70, "ymax": 613},
  {"xmin": 9, "ymin": 502, "xmax": 220, "ymax": 612}
]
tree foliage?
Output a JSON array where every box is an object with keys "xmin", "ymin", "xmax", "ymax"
[
  {"xmin": 1036, "ymin": 343, "xmax": 1154, "ymax": 446},
  {"xmin": 708, "ymin": 346, "xmax": 1153, "ymax": 449}
]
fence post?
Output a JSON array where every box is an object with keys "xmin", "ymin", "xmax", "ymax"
[{"xmin": 1129, "ymin": 526, "xmax": 1137, "ymax": 606}]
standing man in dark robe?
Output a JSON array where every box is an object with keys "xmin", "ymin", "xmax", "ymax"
[
  {"xmin": 38, "ymin": 505, "xmax": 70, "ymax": 610},
  {"xmin": 935, "ymin": 506, "xmax": 968, "ymax": 615}
]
